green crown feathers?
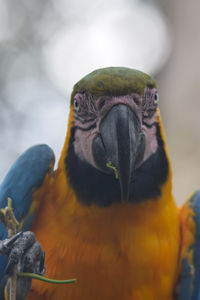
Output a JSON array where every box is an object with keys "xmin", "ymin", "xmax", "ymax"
[{"xmin": 71, "ymin": 67, "xmax": 157, "ymax": 102}]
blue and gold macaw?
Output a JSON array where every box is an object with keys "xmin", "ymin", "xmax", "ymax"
[{"xmin": 0, "ymin": 67, "xmax": 200, "ymax": 300}]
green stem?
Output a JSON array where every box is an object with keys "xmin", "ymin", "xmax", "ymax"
[
  {"xmin": 19, "ymin": 272, "xmax": 76, "ymax": 284},
  {"xmin": 106, "ymin": 162, "xmax": 119, "ymax": 179}
]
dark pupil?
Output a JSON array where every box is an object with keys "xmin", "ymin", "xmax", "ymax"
[
  {"xmin": 74, "ymin": 100, "xmax": 79, "ymax": 109},
  {"xmin": 155, "ymin": 94, "xmax": 157, "ymax": 100}
]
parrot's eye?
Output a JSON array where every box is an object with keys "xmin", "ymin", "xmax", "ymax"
[
  {"xmin": 154, "ymin": 93, "xmax": 159, "ymax": 104},
  {"xmin": 73, "ymin": 99, "xmax": 80, "ymax": 112}
]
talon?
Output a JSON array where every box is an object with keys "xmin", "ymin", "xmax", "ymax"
[
  {"xmin": 39, "ymin": 251, "xmax": 45, "ymax": 274},
  {"xmin": 0, "ymin": 232, "xmax": 22, "ymax": 255},
  {"xmin": 5, "ymin": 232, "xmax": 22, "ymax": 248}
]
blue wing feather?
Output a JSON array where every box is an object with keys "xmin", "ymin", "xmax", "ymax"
[
  {"xmin": 0, "ymin": 144, "xmax": 55, "ymax": 298},
  {"xmin": 178, "ymin": 257, "xmax": 194, "ymax": 300},
  {"xmin": 178, "ymin": 190, "xmax": 200, "ymax": 300},
  {"xmin": 189, "ymin": 191, "xmax": 200, "ymax": 300}
]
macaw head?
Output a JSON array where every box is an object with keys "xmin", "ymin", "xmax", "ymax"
[{"xmin": 63, "ymin": 67, "xmax": 169, "ymax": 206}]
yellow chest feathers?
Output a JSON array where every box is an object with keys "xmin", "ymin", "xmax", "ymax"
[{"xmin": 32, "ymin": 192, "xmax": 180, "ymax": 300}]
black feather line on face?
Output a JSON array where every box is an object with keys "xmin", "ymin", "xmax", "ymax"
[
  {"xmin": 142, "ymin": 121, "xmax": 157, "ymax": 128},
  {"xmin": 74, "ymin": 116, "xmax": 96, "ymax": 124},
  {"xmin": 65, "ymin": 123, "xmax": 169, "ymax": 206},
  {"xmin": 73, "ymin": 123, "xmax": 96, "ymax": 131}
]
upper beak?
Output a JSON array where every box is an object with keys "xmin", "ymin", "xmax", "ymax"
[{"xmin": 93, "ymin": 104, "xmax": 145, "ymax": 201}]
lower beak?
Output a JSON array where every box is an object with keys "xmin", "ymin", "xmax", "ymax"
[{"xmin": 93, "ymin": 104, "xmax": 145, "ymax": 201}]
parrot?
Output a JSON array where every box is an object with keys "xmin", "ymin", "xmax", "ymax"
[{"xmin": 0, "ymin": 66, "xmax": 199, "ymax": 300}]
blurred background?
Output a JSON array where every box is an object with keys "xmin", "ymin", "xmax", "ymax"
[{"xmin": 0, "ymin": 0, "xmax": 199, "ymax": 205}]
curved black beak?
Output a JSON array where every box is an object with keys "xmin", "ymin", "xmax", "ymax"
[{"xmin": 93, "ymin": 104, "xmax": 145, "ymax": 201}]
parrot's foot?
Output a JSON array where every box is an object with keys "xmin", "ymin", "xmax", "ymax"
[
  {"xmin": 1, "ymin": 231, "xmax": 45, "ymax": 275},
  {"xmin": 0, "ymin": 231, "xmax": 45, "ymax": 300}
]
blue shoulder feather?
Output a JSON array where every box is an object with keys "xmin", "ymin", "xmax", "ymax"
[
  {"xmin": 189, "ymin": 191, "xmax": 200, "ymax": 300},
  {"xmin": 179, "ymin": 190, "xmax": 200, "ymax": 300},
  {"xmin": 0, "ymin": 144, "xmax": 55, "ymax": 298}
]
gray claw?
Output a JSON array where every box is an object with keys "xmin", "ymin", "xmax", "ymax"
[
  {"xmin": 39, "ymin": 251, "xmax": 45, "ymax": 274},
  {"xmin": 0, "ymin": 232, "xmax": 22, "ymax": 255}
]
